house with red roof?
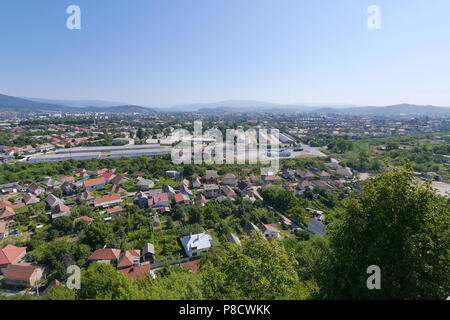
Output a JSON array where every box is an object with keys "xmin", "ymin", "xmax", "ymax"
[
  {"xmin": 118, "ymin": 264, "xmax": 151, "ymax": 280},
  {"xmin": 27, "ymin": 182, "xmax": 45, "ymax": 195},
  {"xmin": 94, "ymin": 193, "xmax": 122, "ymax": 208},
  {"xmin": 152, "ymin": 192, "xmax": 169, "ymax": 208},
  {"xmin": 83, "ymin": 177, "xmax": 106, "ymax": 191},
  {"xmin": 117, "ymin": 250, "xmax": 141, "ymax": 270},
  {"xmin": 101, "ymin": 172, "xmax": 115, "ymax": 183},
  {"xmin": 180, "ymin": 260, "xmax": 200, "ymax": 273},
  {"xmin": 2, "ymin": 263, "xmax": 43, "ymax": 288},
  {"xmin": 51, "ymin": 204, "xmax": 71, "ymax": 219},
  {"xmin": 88, "ymin": 248, "xmax": 121, "ymax": 266},
  {"xmin": 0, "ymin": 206, "xmax": 15, "ymax": 223},
  {"xmin": 106, "ymin": 206, "xmax": 123, "ymax": 215},
  {"xmin": 258, "ymin": 223, "xmax": 280, "ymax": 239},
  {"xmin": 0, "ymin": 222, "xmax": 7, "ymax": 239},
  {"xmin": 174, "ymin": 192, "xmax": 191, "ymax": 205},
  {"xmin": 0, "ymin": 244, "xmax": 27, "ymax": 274}
]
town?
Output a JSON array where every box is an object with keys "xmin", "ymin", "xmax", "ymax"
[{"xmin": 0, "ymin": 109, "xmax": 448, "ymax": 299}]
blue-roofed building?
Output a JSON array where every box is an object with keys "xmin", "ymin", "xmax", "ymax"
[
  {"xmin": 308, "ymin": 219, "xmax": 325, "ymax": 237},
  {"xmin": 180, "ymin": 232, "xmax": 212, "ymax": 257}
]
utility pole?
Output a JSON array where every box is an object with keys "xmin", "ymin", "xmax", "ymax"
[{"xmin": 35, "ymin": 271, "xmax": 39, "ymax": 296}]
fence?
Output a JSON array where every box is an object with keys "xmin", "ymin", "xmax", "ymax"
[{"xmin": 151, "ymin": 255, "xmax": 201, "ymax": 269}]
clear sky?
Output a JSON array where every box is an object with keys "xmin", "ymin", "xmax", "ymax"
[{"xmin": 0, "ymin": 0, "xmax": 449, "ymax": 107}]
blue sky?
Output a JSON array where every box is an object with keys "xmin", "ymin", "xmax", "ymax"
[{"xmin": 0, "ymin": 0, "xmax": 449, "ymax": 107}]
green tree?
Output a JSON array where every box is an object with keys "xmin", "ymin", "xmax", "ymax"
[
  {"xmin": 46, "ymin": 286, "xmax": 76, "ymax": 300},
  {"xmin": 79, "ymin": 263, "xmax": 143, "ymax": 300},
  {"xmin": 81, "ymin": 221, "xmax": 114, "ymax": 250},
  {"xmin": 317, "ymin": 164, "xmax": 450, "ymax": 299}
]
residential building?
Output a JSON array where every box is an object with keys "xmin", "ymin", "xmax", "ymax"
[
  {"xmin": 226, "ymin": 233, "xmax": 241, "ymax": 245},
  {"xmin": 222, "ymin": 173, "xmax": 236, "ymax": 186},
  {"xmin": 181, "ymin": 233, "xmax": 213, "ymax": 257},
  {"xmin": 142, "ymin": 243, "xmax": 155, "ymax": 264},
  {"xmin": 2, "ymin": 263, "xmax": 43, "ymax": 288},
  {"xmin": 51, "ymin": 204, "xmax": 71, "ymax": 219},
  {"xmin": 87, "ymin": 248, "xmax": 121, "ymax": 266},
  {"xmin": 203, "ymin": 184, "xmax": 220, "ymax": 198},
  {"xmin": 258, "ymin": 223, "xmax": 280, "ymax": 239},
  {"xmin": 0, "ymin": 244, "xmax": 27, "ymax": 274},
  {"xmin": 83, "ymin": 177, "xmax": 106, "ymax": 191},
  {"xmin": 94, "ymin": 193, "xmax": 122, "ymax": 208}
]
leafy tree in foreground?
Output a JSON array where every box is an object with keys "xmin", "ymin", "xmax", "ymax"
[{"xmin": 317, "ymin": 164, "xmax": 449, "ymax": 299}]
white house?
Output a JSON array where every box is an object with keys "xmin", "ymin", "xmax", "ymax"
[
  {"xmin": 258, "ymin": 223, "xmax": 280, "ymax": 239},
  {"xmin": 181, "ymin": 233, "xmax": 212, "ymax": 257}
]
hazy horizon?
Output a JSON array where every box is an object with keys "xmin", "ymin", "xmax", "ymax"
[{"xmin": 1, "ymin": 1, "xmax": 450, "ymax": 106}]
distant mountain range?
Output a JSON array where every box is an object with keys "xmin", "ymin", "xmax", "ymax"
[
  {"xmin": 0, "ymin": 94, "xmax": 156, "ymax": 114},
  {"xmin": 22, "ymin": 97, "xmax": 128, "ymax": 108},
  {"xmin": 0, "ymin": 93, "xmax": 449, "ymax": 116}
]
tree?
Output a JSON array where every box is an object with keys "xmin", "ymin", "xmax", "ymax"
[
  {"xmin": 79, "ymin": 263, "xmax": 143, "ymax": 300},
  {"xmin": 317, "ymin": 164, "xmax": 450, "ymax": 299},
  {"xmin": 220, "ymin": 231, "xmax": 299, "ymax": 299},
  {"xmin": 136, "ymin": 127, "xmax": 145, "ymax": 140},
  {"xmin": 46, "ymin": 286, "xmax": 76, "ymax": 300},
  {"xmin": 81, "ymin": 221, "xmax": 114, "ymax": 250}
]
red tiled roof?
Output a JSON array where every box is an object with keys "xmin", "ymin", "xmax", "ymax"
[
  {"xmin": 73, "ymin": 216, "xmax": 94, "ymax": 224},
  {"xmin": 51, "ymin": 204, "xmax": 71, "ymax": 214},
  {"xmin": 88, "ymin": 248, "xmax": 121, "ymax": 261},
  {"xmin": 3, "ymin": 263, "xmax": 38, "ymax": 281},
  {"xmin": 94, "ymin": 193, "xmax": 121, "ymax": 205},
  {"xmin": 58, "ymin": 176, "xmax": 75, "ymax": 182},
  {"xmin": 180, "ymin": 260, "xmax": 200, "ymax": 273},
  {"xmin": 0, "ymin": 222, "xmax": 6, "ymax": 234},
  {"xmin": 102, "ymin": 172, "xmax": 114, "ymax": 179},
  {"xmin": 153, "ymin": 193, "xmax": 168, "ymax": 204},
  {"xmin": 174, "ymin": 192, "xmax": 184, "ymax": 203},
  {"xmin": 106, "ymin": 206, "xmax": 123, "ymax": 214},
  {"xmin": 117, "ymin": 250, "xmax": 141, "ymax": 269},
  {"xmin": 83, "ymin": 177, "xmax": 106, "ymax": 188},
  {"xmin": 11, "ymin": 203, "xmax": 25, "ymax": 209},
  {"xmin": 0, "ymin": 200, "xmax": 12, "ymax": 209},
  {"xmin": 0, "ymin": 244, "xmax": 26, "ymax": 265},
  {"xmin": 260, "ymin": 223, "xmax": 279, "ymax": 233},
  {"xmin": 0, "ymin": 207, "xmax": 15, "ymax": 220},
  {"xmin": 118, "ymin": 264, "xmax": 150, "ymax": 280}
]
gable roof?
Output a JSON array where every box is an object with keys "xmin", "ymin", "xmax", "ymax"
[
  {"xmin": 117, "ymin": 250, "xmax": 141, "ymax": 269},
  {"xmin": 244, "ymin": 222, "xmax": 260, "ymax": 236},
  {"xmin": 83, "ymin": 177, "xmax": 106, "ymax": 188},
  {"xmin": 0, "ymin": 207, "xmax": 15, "ymax": 220},
  {"xmin": 181, "ymin": 233, "xmax": 212, "ymax": 253},
  {"xmin": 46, "ymin": 194, "xmax": 64, "ymax": 208},
  {"xmin": 0, "ymin": 222, "xmax": 6, "ymax": 234},
  {"xmin": 174, "ymin": 192, "xmax": 185, "ymax": 203},
  {"xmin": 153, "ymin": 192, "xmax": 168, "ymax": 204},
  {"xmin": 259, "ymin": 223, "xmax": 279, "ymax": 233},
  {"xmin": 205, "ymin": 170, "xmax": 218, "ymax": 179},
  {"xmin": 180, "ymin": 260, "xmax": 200, "ymax": 273},
  {"xmin": 118, "ymin": 264, "xmax": 150, "ymax": 280},
  {"xmin": 0, "ymin": 200, "xmax": 12, "ymax": 209},
  {"xmin": 142, "ymin": 243, "xmax": 155, "ymax": 255},
  {"xmin": 94, "ymin": 193, "xmax": 121, "ymax": 205},
  {"xmin": 106, "ymin": 206, "xmax": 123, "ymax": 214},
  {"xmin": 88, "ymin": 248, "xmax": 121, "ymax": 261},
  {"xmin": 51, "ymin": 204, "xmax": 71, "ymax": 215},
  {"xmin": 78, "ymin": 191, "xmax": 94, "ymax": 201},
  {"xmin": 308, "ymin": 219, "xmax": 325, "ymax": 237},
  {"xmin": 3, "ymin": 263, "xmax": 38, "ymax": 281},
  {"xmin": 0, "ymin": 244, "xmax": 26, "ymax": 265}
]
